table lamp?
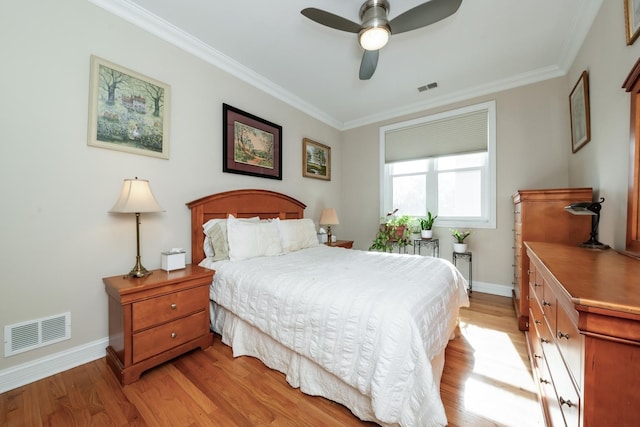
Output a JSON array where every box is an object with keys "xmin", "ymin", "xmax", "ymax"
[
  {"xmin": 320, "ymin": 208, "xmax": 339, "ymax": 244},
  {"xmin": 564, "ymin": 197, "xmax": 609, "ymax": 249},
  {"xmin": 110, "ymin": 177, "xmax": 165, "ymax": 277}
]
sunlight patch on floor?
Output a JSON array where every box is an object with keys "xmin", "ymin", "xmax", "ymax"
[
  {"xmin": 463, "ymin": 376, "xmax": 543, "ymax": 427},
  {"xmin": 457, "ymin": 320, "xmax": 543, "ymax": 425}
]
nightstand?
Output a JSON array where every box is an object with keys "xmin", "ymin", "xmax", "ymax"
[
  {"xmin": 325, "ymin": 240, "xmax": 354, "ymax": 249},
  {"xmin": 103, "ymin": 264, "xmax": 214, "ymax": 385}
]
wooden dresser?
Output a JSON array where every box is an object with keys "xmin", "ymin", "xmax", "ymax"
[
  {"xmin": 104, "ymin": 265, "xmax": 214, "ymax": 385},
  {"xmin": 512, "ymin": 188, "xmax": 592, "ymax": 331},
  {"xmin": 525, "ymin": 242, "xmax": 640, "ymax": 426}
]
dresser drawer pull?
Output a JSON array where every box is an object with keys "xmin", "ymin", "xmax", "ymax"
[
  {"xmin": 534, "ymin": 353, "xmax": 543, "ymax": 359},
  {"xmin": 541, "ymin": 338, "xmax": 550, "ymax": 344},
  {"xmin": 171, "ymin": 332, "xmax": 177, "ymax": 339},
  {"xmin": 539, "ymin": 378, "xmax": 550, "ymax": 385},
  {"xmin": 559, "ymin": 397, "xmax": 574, "ymax": 408},
  {"xmin": 542, "ymin": 300, "xmax": 551, "ymax": 307},
  {"xmin": 534, "ymin": 282, "xmax": 541, "ymax": 287},
  {"xmin": 170, "ymin": 303, "xmax": 177, "ymax": 310},
  {"xmin": 557, "ymin": 331, "xmax": 570, "ymax": 340},
  {"xmin": 535, "ymin": 319, "xmax": 542, "ymax": 325}
]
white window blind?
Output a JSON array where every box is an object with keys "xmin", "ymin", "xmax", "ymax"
[{"xmin": 384, "ymin": 109, "xmax": 488, "ymax": 163}]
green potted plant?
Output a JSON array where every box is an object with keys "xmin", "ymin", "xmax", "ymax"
[
  {"xmin": 451, "ymin": 229, "xmax": 471, "ymax": 253},
  {"xmin": 418, "ymin": 211, "xmax": 437, "ymax": 239},
  {"xmin": 369, "ymin": 210, "xmax": 412, "ymax": 252}
]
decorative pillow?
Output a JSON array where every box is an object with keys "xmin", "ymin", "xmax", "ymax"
[
  {"xmin": 202, "ymin": 217, "xmax": 259, "ymax": 260},
  {"xmin": 227, "ymin": 215, "xmax": 283, "ymax": 261},
  {"xmin": 279, "ymin": 218, "xmax": 319, "ymax": 253}
]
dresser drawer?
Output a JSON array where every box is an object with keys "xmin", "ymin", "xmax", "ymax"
[
  {"xmin": 132, "ymin": 285, "xmax": 209, "ymax": 331},
  {"xmin": 556, "ymin": 302, "xmax": 582, "ymax": 389},
  {"xmin": 132, "ymin": 310, "xmax": 209, "ymax": 363}
]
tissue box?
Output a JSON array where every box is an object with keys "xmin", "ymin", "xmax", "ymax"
[{"xmin": 161, "ymin": 250, "xmax": 185, "ymax": 272}]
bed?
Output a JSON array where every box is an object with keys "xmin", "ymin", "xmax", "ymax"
[{"xmin": 187, "ymin": 189, "xmax": 469, "ymax": 427}]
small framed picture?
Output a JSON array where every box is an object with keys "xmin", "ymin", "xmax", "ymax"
[
  {"xmin": 302, "ymin": 138, "xmax": 331, "ymax": 181},
  {"xmin": 87, "ymin": 55, "xmax": 170, "ymax": 159},
  {"xmin": 625, "ymin": 0, "xmax": 640, "ymax": 45},
  {"xmin": 222, "ymin": 103, "xmax": 282, "ymax": 180},
  {"xmin": 569, "ymin": 71, "xmax": 591, "ymax": 153}
]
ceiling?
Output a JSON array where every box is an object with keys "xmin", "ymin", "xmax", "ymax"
[{"xmin": 94, "ymin": 0, "xmax": 603, "ymax": 130}]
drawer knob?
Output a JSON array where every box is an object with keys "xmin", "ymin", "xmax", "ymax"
[
  {"xmin": 534, "ymin": 353, "xmax": 543, "ymax": 360},
  {"xmin": 541, "ymin": 338, "xmax": 550, "ymax": 344},
  {"xmin": 170, "ymin": 303, "xmax": 177, "ymax": 310},
  {"xmin": 534, "ymin": 282, "xmax": 541, "ymax": 287},
  {"xmin": 539, "ymin": 378, "xmax": 550, "ymax": 385},
  {"xmin": 559, "ymin": 397, "xmax": 574, "ymax": 408},
  {"xmin": 542, "ymin": 300, "xmax": 551, "ymax": 307},
  {"xmin": 171, "ymin": 332, "xmax": 177, "ymax": 339},
  {"xmin": 557, "ymin": 331, "xmax": 570, "ymax": 340},
  {"xmin": 535, "ymin": 319, "xmax": 542, "ymax": 325}
]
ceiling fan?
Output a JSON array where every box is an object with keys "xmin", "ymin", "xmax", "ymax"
[{"xmin": 301, "ymin": 0, "xmax": 463, "ymax": 80}]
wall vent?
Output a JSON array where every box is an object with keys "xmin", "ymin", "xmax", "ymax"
[{"xmin": 4, "ymin": 312, "xmax": 71, "ymax": 357}]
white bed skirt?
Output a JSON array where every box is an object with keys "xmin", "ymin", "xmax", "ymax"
[{"xmin": 210, "ymin": 301, "xmax": 447, "ymax": 427}]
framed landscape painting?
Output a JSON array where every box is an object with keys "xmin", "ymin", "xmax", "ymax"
[
  {"xmin": 303, "ymin": 138, "xmax": 331, "ymax": 180},
  {"xmin": 87, "ymin": 55, "xmax": 170, "ymax": 159},
  {"xmin": 625, "ymin": 0, "xmax": 640, "ymax": 45},
  {"xmin": 222, "ymin": 103, "xmax": 282, "ymax": 180},
  {"xmin": 569, "ymin": 71, "xmax": 591, "ymax": 153}
]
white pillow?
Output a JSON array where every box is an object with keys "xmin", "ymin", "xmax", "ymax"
[
  {"xmin": 279, "ymin": 218, "xmax": 319, "ymax": 253},
  {"xmin": 227, "ymin": 215, "xmax": 283, "ymax": 261},
  {"xmin": 202, "ymin": 217, "xmax": 260, "ymax": 260}
]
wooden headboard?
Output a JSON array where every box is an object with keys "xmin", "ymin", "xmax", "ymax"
[{"xmin": 186, "ymin": 189, "xmax": 306, "ymax": 265}]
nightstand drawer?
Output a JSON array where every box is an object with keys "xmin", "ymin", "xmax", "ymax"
[
  {"xmin": 132, "ymin": 285, "xmax": 208, "ymax": 331},
  {"xmin": 132, "ymin": 310, "xmax": 208, "ymax": 363}
]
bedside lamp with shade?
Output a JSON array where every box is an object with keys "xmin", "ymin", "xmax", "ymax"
[
  {"xmin": 110, "ymin": 177, "xmax": 165, "ymax": 278},
  {"xmin": 564, "ymin": 197, "xmax": 609, "ymax": 249},
  {"xmin": 320, "ymin": 208, "xmax": 339, "ymax": 244}
]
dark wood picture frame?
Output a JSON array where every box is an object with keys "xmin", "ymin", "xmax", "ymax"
[
  {"xmin": 569, "ymin": 70, "xmax": 591, "ymax": 153},
  {"xmin": 302, "ymin": 138, "xmax": 331, "ymax": 181},
  {"xmin": 625, "ymin": 0, "xmax": 640, "ymax": 45},
  {"xmin": 222, "ymin": 103, "xmax": 282, "ymax": 180}
]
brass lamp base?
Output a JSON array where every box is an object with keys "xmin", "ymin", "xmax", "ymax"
[
  {"xmin": 127, "ymin": 256, "xmax": 152, "ymax": 278},
  {"xmin": 126, "ymin": 213, "xmax": 152, "ymax": 278}
]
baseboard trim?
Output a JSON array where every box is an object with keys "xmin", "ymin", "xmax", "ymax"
[
  {"xmin": 471, "ymin": 281, "xmax": 513, "ymax": 297},
  {"xmin": 0, "ymin": 337, "xmax": 107, "ymax": 393}
]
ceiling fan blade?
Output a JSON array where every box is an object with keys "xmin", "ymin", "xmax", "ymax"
[
  {"xmin": 359, "ymin": 50, "xmax": 379, "ymax": 80},
  {"xmin": 389, "ymin": 0, "xmax": 462, "ymax": 34},
  {"xmin": 301, "ymin": 8, "xmax": 361, "ymax": 33}
]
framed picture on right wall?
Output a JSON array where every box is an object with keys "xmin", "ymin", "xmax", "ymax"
[
  {"xmin": 625, "ymin": 0, "xmax": 640, "ymax": 45},
  {"xmin": 569, "ymin": 70, "xmax": 591, "ymax": 153}
]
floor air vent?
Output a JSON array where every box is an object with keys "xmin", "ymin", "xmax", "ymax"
[{"xmin": 4, "ymin": 312, "xmax": 71, "ymax": 357}]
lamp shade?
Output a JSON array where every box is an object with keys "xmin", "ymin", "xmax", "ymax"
[
  {"xmin": 320, "ymin": 208, "xmax": 339, "ymax": 225},
  {"xmin": 110, "ymin": 178, "xmax": 164, "ymax": 213}
]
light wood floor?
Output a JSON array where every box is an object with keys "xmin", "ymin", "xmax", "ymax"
[{"xmin": 0, "ymin": 292, "xmax": 543, "ymax": 426}]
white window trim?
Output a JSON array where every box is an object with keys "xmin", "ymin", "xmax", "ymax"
[{"xmin": 379, "ymin": 100, "xmax": 497, "ymax": 229}]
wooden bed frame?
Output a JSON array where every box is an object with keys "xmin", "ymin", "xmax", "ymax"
[{"xmin": 186, "ymin": 189, "xmax": 306, "ymax": 265}]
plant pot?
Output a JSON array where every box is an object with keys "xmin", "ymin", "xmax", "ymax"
[
  {"xmin": 453, "ymin": 243, "xmax": 468, "ymax": 253},
  {"xmin": 421, "ymin": 229, "xmax": 433, "ymax": 239}
]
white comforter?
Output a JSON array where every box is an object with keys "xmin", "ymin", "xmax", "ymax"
[{"xmin": 208, "ymin": 245, "xmax": 469, "ymax": 426}]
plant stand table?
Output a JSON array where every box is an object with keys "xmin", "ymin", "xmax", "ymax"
[
  {"xmin": 413, "ymin": 238, "xmax": 439, "ymax": 257},
  {"xmin": 452, "ymin": 251, "xmax": 472, "ymax": 294}
]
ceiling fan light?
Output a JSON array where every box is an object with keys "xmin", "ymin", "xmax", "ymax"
[{"xmin": 359, "ymin": 26, "xmax": 390, "ymax": 50}]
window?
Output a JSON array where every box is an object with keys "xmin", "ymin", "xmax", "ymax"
[{"xmin": 380, "ymin": 101, "xmax": 496, "ymax": 228}]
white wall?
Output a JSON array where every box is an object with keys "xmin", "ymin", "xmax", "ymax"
[
  {"xmin": 0, "ymin": 0, "xmax": 341, "ymax": 372},
  {"xmin": 341, "ymin": 77, "xmax": 573, "ymax": 293},
  {"xmin": 566, "ymin": 0, "xmax": 640, "ymax": 248}
]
